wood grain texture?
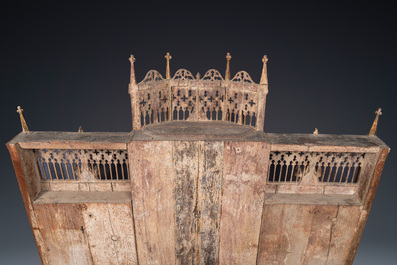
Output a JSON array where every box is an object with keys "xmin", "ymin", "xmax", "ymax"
[
  {"xmin": 83, "ymin": 203, "xmax": 137, "ymax": 264},
  {"xmin": 219, "ymin": 141, "xmax": 268, "ymax": 264},
  {"xmin": 129, "ymin": 141, "xmax": 176, "ymax": 265},
  {"xmin": 173, "ymin": 141, "xmax": 223, "ymax": 265},
  {"xmin": 327, "ymin": 205, "xmax": 362, "ymax": 265},
  {"xmin": 257, "ymin": 204, "xmax": 338, "ymax": 265},
  {"xmin": 6, "ymin": 144, "xmax": 47, "ymax": 264},
  {"xmin": 346, "ymin": 147, "xmax": 390, "ymax": 265},
  {"xmin": 34, "ymin": 203, "xmax": 93, "ymax": 265},
  {"xmin": 173, "ymin": 141, "xmax": 199, "ymax": 264},
  {"xmin": 198, "ymin": 141, "xmax": 223, "ymax": 264}
]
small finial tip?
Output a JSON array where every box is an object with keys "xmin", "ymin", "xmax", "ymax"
[{"xmin": 313, "ymin": 128, "xmax": 319, "ymax": 135}]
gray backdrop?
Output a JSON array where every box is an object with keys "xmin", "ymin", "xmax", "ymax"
[{"xmin": 1, "ymin": 2, "xmax": 395, "ymax": 264}]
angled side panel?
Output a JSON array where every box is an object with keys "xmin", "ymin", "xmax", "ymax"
[
  {"xmin": 129, "ymin": 141, "xmax": 176, "ymax": 264},
  {"xmin": 6, "ymin": 144, "xmax": 47, "ymax": 264}
]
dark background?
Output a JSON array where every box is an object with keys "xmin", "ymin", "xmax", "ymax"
[{"xmin": 1, "ymin": 2, "xmax": 395, "ymax": 264}]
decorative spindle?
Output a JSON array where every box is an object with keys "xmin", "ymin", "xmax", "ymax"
[
  {"xmin": 368, "ymin": 108, "xmax": 382, "ymax": 136},
  {"xmin": 128, "ymin": 54, "xmax": 137, "ymax": 93},
  {"xmin": 260, "ymin": 55, "xmax": 268, "ymax": 85},
  {"xmin": 16, "ymin": 106, "xmax": 29, "ymax": 132},
  {"xmin": 225, "ymin": 52, "xmax": 232, "ymax": 80},
  {"xmin": 165, "ymin": 52, "xmax": 172, "ymax": 79},
  {"xmin": 196, "ymin": 72, "xmax": 201, "ymax": 79}
]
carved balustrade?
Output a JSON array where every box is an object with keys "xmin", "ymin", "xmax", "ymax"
[{"xmin": 130, "ymin": 68, "xmax": 268, "ymax": 130}]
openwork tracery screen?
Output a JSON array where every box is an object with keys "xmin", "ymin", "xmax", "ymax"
[
  {"xmin": 37, "ymin": 149, "xmax": 129, "ymax": 181},
  {"xmin": 268, "ymin": 151, "xmax": 365, "ymax": 185}
]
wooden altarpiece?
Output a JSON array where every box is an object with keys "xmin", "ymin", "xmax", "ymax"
[{"xmin": 7, "ymin": 53, "xmax": 389, "ymax": 265}]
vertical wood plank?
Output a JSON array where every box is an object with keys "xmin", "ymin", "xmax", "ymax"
[
  {"xmin": 173, "ymin": 141, "xmax": 199, "ymax": 264},
  {"xmin": 34, "ymin": 203, "xmax": 93, "ymax": 265},
  {"xmin": 129, "ymin": 141, "xmax": 176, "ymax": 265},
  {"xmin": 219, "ymin": 141, "xmax": 268, "ymax": 264},
  {"xmin": 198, "ymin": 141, "xmax": 223, "ymax": 264},
  {"xmin": 257, "ymin": 204, "xmax": 337, "ymax": 265},
  {"xmin": 301, "ymin": 205, "xmax": 337, "ymax": 265},
  {"xmin": 82, "ymin": 203, "xmax": 138, "ymax": 264},
  {"xmin": 327, "ymin": 205, "xmax": 362, "ymax": 265}
]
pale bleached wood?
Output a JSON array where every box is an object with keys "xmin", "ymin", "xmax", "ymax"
[
  {"xmin": 82, "ymin": 203, "xmax": 137, "ymax": 264},
  {"xmin": 34, "ymin": 191, "xmax": 131, "ymax": 204},
  {"xmin": 129, "ymin": 141, "xmax": 176, "ymax": 265},
  {"xmin": 264, "ymin": 193, "xmax": 361, "ymax": 206},
  {"xmin": 257, "ymin": 204, "xmax": 337, "ymax": 265},
  {"xmin": 326, "ymin": 205, "xmax": 362, "ymax": 265},
  {"xmin": 219, "ymin": 141, "xmax": 268, "ymax": 264},
  {"xmin": 34, "ymin": 203, "xmax": 93, "ymax": 265}
]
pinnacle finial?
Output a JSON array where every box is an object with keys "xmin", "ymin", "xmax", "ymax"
[
  {"xmin": 313, "ymin": 128, "xmax": 319, "ymax": 135},
  {"xmin": 16, "ymin": 106, "xmax": 29, "ymax": 132},
  {"xmin": 78, "ymin": 126, "xmax": 84, "ymax": 133},
  {"xmin": 225, "ymin": 52, "xmax": 232, "ymax": 80},
  {"xmin": 165, "ymin": 52, "xmax": 172, "ymax": 79},
  {"xmin": 128, "ymin": 54, "xmax": 137, "ymax": 93},
  {"xmin": 260, "ymin": 55, "xmax": 268, "ymax": 85},
  {"xmin": 368, "ymin": 107, "xmax": 382, "ymax": 136}
]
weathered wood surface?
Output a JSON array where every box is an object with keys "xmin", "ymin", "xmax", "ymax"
[
  {"xmin": 82, "ymin": 203, "xmax": 137, "ymax": 264},
  {"xmin": 264, "ymin": 193, "xmax": 361, "ymax": 206},
  {"xmin": 8, "ymin": 131, "xmax": 131, "ymax": 149},
  {"xmin": 34, "ymin": 203, "xmax": 93, "ymax": 265},
  {"xmin": 34, "ymin": 191, "xmax": 131, "ymax": 204},
  {"xmin": 258, "ymin": 204, "xmax": 337, "ymax": 265},
  {"xmin": 345, "ymin": 147, "xmax": 390, "ymax": 265},
  {"xmin": 41, "ymin": 181, "xmax": 131, "ymax": 192},
  {"xmin": 198, "ymin": 141, "xmax": 223, "ymax": 264},
  {"xmin": 133, "ymin": 121, "xmax": 265, "ymax": 141},
  {"xmin": 173, "ymin": 141, "xmax": 199, "ymax": 264},
  {"xmin": 6, "ymin": 144, "xmax": 47, "ymax": 264},
  {"xmin": 173, "ymin": 141, "xmax": 223, "ymax": 264},
  {"xmin": 266, "ymin": 133, "xmax": 388, "ymax": 153},
  {"xmin": 129, "ymin": 141, "xmax": 176, "ymax": 265},
  {"xmin": 327, "ymin": 205, "xmax": 362, "ymax": 265},
  {"xmin": 34, "ymin": 202, "xmax": 137, "ymax": 265},
  {"xmin": 219, "ymin": 141, "xmax": 268, "ymax": 264}
]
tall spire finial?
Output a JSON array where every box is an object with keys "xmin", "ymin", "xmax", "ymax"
[
  {"xmin": 16, "ymin": 106, "xmax": 29, "ymax": 132},
  {"xmin": 260, "ymin": 55, "xmax": 268, "ymax": 85},
  {"xmin": 165, "ymin": 52, "xmax": 172, "ymax": 79},
  {"xmin": 225, "ymin": 52, "xmax": 232, "ymax": 80},
  {"xmin": 368, "ymin": 108, "xmax": 382, "ymax": 136},
  {"xmin": 128, "ymin": 55, "xmax": 137, "ymax": 94}
]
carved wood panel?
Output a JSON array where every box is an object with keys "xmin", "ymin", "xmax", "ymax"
[
  {"xmin": 197, "ymin": 87, "xmax": 226, "ymax": 121},
  {"xmin": 171, "ymin": 87, "xmax": 198, "ymax": 121}
]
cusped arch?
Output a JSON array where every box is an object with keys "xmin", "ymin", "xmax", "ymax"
[
  {"xmin": 231, "ymin": 71, "xmax": 254, "ymax": 83},
  {"xmin": 139, "ymin": 70, "xmax": 164, "ymax": 84},
  {"xmin": 202, "ymin": 69, "xmax": 224, "ymax": 81},
  {"xmin": 172, "ymin": 69, "xmax": 195, "ymax": 81}
]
